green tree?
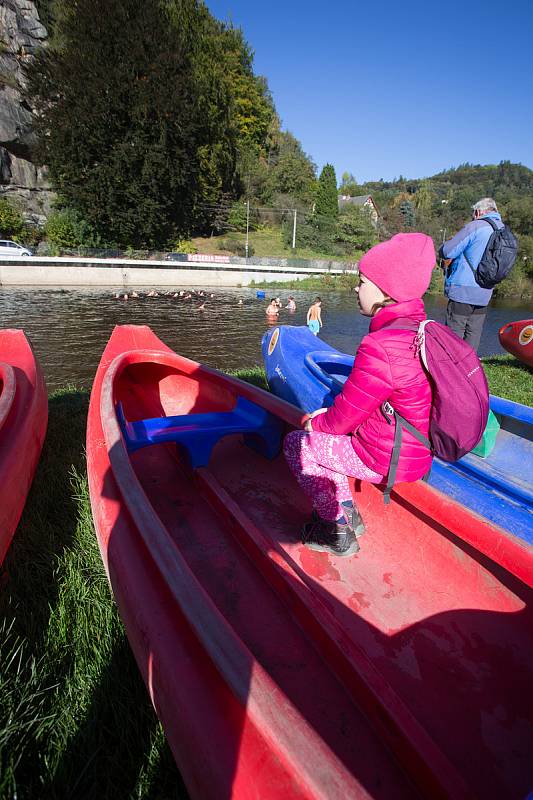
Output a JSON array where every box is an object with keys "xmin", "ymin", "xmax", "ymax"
[
  {"xmin": 262, "ymin": 131, "xmax": 316, "ymax": 205},
  {"xmin": 399, "ymin": 199, "xmax": 416, "ymax": 229},
  {"xmin": 27, "ymin": 0, "xmax": 239, "ymax": 248},
  {"xmin": 0, "ymin": 198, "xmax": 24, "ymax": 239},
  {"xmin": 414, "ymin": 180, "xmax": 434, "ymax": 216},
  {"xmin": 335, "ymin": 205, "xmax": 376, "ymax": 254},
  {"xmin": 502, "ymin": 196, "xmax": 533, "ymax": 236},
  {"xmin": 315, "ymin": 164, "xmax": 338, "ymax": 219}
]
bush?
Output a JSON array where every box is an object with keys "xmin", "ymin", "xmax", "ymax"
[
  {"xmin": 172, "ymin": 238, "xmax": 197, "ymax": 254},
  {"xmin": 0, "ymin": 197, "xmax": 25, "ymax": 239},
  {"xmin": 517, "ymin": 234, "xmax": 533, "ymax": 278},
  {"xmin": 494, "ymin": 256, "xmax": 533, "ymax": 298},
  {"xmin": 222, "ymin": 238, "xmax": 254, "ymax": 257},
  {"xmin": 45, "ymin": 208, "xmax": 97, "ymax": 249},
  {"xmin": 227, "ymin": 202, "xmax": 259, "ymax": 233},
  {"xmin": 287, "ymin": 216, "xmax": 336, "ymax": 254}
]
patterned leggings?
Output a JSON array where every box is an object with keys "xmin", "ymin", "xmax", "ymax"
[{"xmin": 284, "ymin": 430, "xmax": 383, "ymax": 522}]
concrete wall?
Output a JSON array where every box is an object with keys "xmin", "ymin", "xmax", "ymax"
[{"xmin": 0, "ymin": 256, "xmax": 347, "ymax": 287}]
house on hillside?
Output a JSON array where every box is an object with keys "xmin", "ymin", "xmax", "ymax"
[{"xmin": 338, "ymin": 194, "xmax": 379, "ymax": 226}]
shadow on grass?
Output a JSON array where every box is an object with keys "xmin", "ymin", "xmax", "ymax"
[
  {"xmin": 0, "ymin": 388, "xmax": 90, "ymax": 642},
  {"xmin": 482, "ymin": 355, "xmax": 532, "ymax": 372},
  {"xmin": 0, "ymin": 388, "xmax": 185, "ymax": 799},
  {"xmin": 40, "ymin": 634, "xmax": 187, "ymax": 800}
]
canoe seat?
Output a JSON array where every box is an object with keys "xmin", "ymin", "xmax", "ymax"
[{"xmin": 116, "ymin": 397, "xmax": 283, "ymax": 468}]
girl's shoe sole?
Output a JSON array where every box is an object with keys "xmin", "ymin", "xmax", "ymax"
[{"xmin": 303, "ymin": 540, "xmax": 360, "ymax": 557}]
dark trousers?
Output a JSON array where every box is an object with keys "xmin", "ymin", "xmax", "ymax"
[{"xmin": 445, "ymin": 300, "xmax": 487, "ymax": 352}]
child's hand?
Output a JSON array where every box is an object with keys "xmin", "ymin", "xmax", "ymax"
[{"xmin": 303, "ymin": 408, "xmax": 328, "ymax": 432}]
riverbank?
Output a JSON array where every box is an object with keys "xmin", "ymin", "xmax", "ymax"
[
  {"xmin": 250, "ymin": 271, "xmax": 533, "ymax": 297},
  {"xmin": 0, "ymin": 358, "xmax": 530, "ymax": 798},
  {"xmin": 250, "ymin": 274, "xmax": 358, "ymax": 291}
]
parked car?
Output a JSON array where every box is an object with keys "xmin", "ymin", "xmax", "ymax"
[{"xmin": 0, "ymin": 240, "xmax": 33, "ymax": 257}]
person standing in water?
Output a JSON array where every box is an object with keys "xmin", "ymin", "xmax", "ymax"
[
  {"xmin": 286, "ymin": 296, "xmax": 296, "ymax": 311},
  {"xmin": 266, "ymin": 298, "xmax": 280, "ymax": 317},
  {"xmin": 306, "ymin": 297, "xmax": 322, "ymax": 335}
]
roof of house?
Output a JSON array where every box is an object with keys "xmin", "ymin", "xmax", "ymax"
[{"xmin": 338, "ymin": 194, "xmax": 375, "ymax": 206}]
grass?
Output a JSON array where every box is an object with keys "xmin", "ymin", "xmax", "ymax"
[
  {"xmin": 191, "ymin": 227, "xmax": 360, "ymax": 263},
  {"xmin": 228, "ymin": 365, "xmax": 269, "ymax": 390},
  {"xmin": 250, "ymin": 273, "xmax": 359, "ymax": 291},
  {"xmin": 481, "ymin": 355, "xmax": 533, "ymax": 405},
  {"xmin": 0, "ymin": 388, "xmax": 187, "ymax": 800},
  {"xmin": 0, "ymin": 361, "xmax": 530, "ymax": 799}
]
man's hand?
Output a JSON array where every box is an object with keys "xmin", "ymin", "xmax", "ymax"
[{"xmin": 303, "ymin": 407, "xmax": 328, "ymax": 432}]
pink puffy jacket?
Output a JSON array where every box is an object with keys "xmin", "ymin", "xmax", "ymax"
[{"xmin": 311, "ymin": 298, "xmax": 433, "ymax": 483}]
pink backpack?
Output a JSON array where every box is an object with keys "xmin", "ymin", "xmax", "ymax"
[{"xmin": 382, "ymin": 319, "xmax": 490, "ymax": 502}]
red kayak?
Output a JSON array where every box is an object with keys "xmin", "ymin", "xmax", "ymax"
[
  {"xmin": 87, "ymin": 325, "xmax": 533, "ymax": 800},
  {"xmin": 0, "ymin": 330, "xmax": 47, "ymax": 564},
  {"xmin": 499, "ymin": 319, "xmax": 533, "ymax": 368}
]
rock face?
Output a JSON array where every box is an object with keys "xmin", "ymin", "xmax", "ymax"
[{"xmin": 0, "ymin": 0, "xmax": 54, "ymax": 224}]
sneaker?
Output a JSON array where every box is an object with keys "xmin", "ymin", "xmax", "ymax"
[
  {"xmin": 341, "ymin": 503, "xmax": 365, "ymax": 538},
  {"xmin": 308, "ymin": 506, "xmax": 365, "ymax": 538},
  {"xmin": 301, "ymin": 517, "xmax": 360, "ymax": 556}
]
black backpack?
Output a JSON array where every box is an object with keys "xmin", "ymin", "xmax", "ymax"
[{"xmin": 465, "ymin": 217, "xmax": 518, "ymax": 289}]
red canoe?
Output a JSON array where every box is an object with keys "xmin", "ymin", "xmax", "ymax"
[
  {"xmin": 0, "ymin": 329, "xmax": 47, "ymax": 565},
  {"xmin": 499, "ymin": 319, "xmax": 533, "ymax": 368},
  {"xmin": 87, "ymin": 325, "xmax": 533, "ymax": 800}
]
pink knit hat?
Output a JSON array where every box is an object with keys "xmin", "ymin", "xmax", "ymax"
[{"xmin": 358, "ymin": 233, "xmax": 436, "ymax": 301}]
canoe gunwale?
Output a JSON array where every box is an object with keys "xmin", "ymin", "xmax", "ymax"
[
  {"xmin": 0, "ymin": 330, "xmax": 48, "ymax": 565},
  {"xmin": 0, "ymin": 361, "xmax": 16, "ymax": 435}
]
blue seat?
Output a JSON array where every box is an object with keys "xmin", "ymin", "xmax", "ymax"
[{"xmin": 116, "ymin": 396, "xmax": 283, "ymax": 468}]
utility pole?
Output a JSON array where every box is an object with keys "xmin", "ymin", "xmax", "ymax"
[
  {"xmin": 245, "ymin": 200, "xmax": 250, "ymax": 259},
  {"xmin": 292, "ymin": 209, "xmax": 297, "ymax": 249}
]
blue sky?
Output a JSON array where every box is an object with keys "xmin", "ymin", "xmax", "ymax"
[{"xmin": 206, "ymin": 0, "xmax": 533, "ymax": 183}]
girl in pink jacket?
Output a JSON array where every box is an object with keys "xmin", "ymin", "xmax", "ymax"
[{"xmin": 284, "ymin": 233, "xmax": 436, "ymax": 557}]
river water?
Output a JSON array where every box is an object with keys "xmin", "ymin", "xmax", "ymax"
[{"xmin": 0, "ymin": 285, "xmax": 530, "ymax": 391}]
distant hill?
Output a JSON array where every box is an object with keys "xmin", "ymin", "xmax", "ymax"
[
  {"xmin": 340, "ymin": 162, "xmax": 533, "ymax": 296},
  {"xmin": 347, "ymin": 162, "xmax": 533, "ymax": 215}
]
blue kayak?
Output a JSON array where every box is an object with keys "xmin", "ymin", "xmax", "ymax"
[{"xmin": 262, "ymin": 325, "xmax": 533, "ymax": 542}]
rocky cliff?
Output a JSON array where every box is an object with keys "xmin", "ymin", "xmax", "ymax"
[{"xmin": 0, "ymin": 0, "xmax": 53, "ymax": 224}]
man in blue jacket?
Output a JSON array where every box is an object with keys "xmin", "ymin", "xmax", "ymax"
[{"xmin": 440, "ymin": 197, "xmax": 503, "ymax": 351}]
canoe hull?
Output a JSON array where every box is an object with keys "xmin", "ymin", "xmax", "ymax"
[
  {"xmin": 0, "ymin": 329, "xmax": 48, "ymax": 564},
  {"xmin": 499, "ymin": 319, "xmax": 533, "ymax": 367},
  {"xmin": 262, "ymin": 325, "xmax": 533, "ymax": 541},
  {"xmin": 88, "ymin": 325, "xmax": 533, "ymax": 800}
]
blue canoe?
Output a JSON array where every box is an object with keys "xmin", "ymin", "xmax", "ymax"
[{"xmin": 262, "ymin": 325, "xmax": 533, "ymax": 542}]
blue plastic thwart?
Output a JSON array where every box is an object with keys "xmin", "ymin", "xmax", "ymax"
[{"xmin": 116, "ymin": 396, "xmax": 282, "ymax": 468}]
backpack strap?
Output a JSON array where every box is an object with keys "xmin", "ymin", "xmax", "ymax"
[
  {"xmin": 480, "ymin": 216, "xmax": 497, "ymax": 231},
  {"xmin": 381, "ymin": 402, "xmax": 431, "ymax": 504},
  {"xmin": 464, "ymin": 218, "xmax": 497, "ymax": 275}
]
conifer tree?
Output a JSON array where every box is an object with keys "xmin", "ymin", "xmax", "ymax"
[
  {"xmin": 315, "ymin": 164, "xmax": 338, "ymax": 219},
  {"xmin": 27, "ymin": 0, "xmax": 238, "ymax": 247}
]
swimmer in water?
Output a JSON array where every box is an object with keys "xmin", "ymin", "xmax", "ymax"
[
  {"xmin": 307, "ymin": 296, "xmax": 322, "ymax": 335},
  {"xmin": 266, "ymin": 298, "xmax": 280, "ymax": 316}
]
